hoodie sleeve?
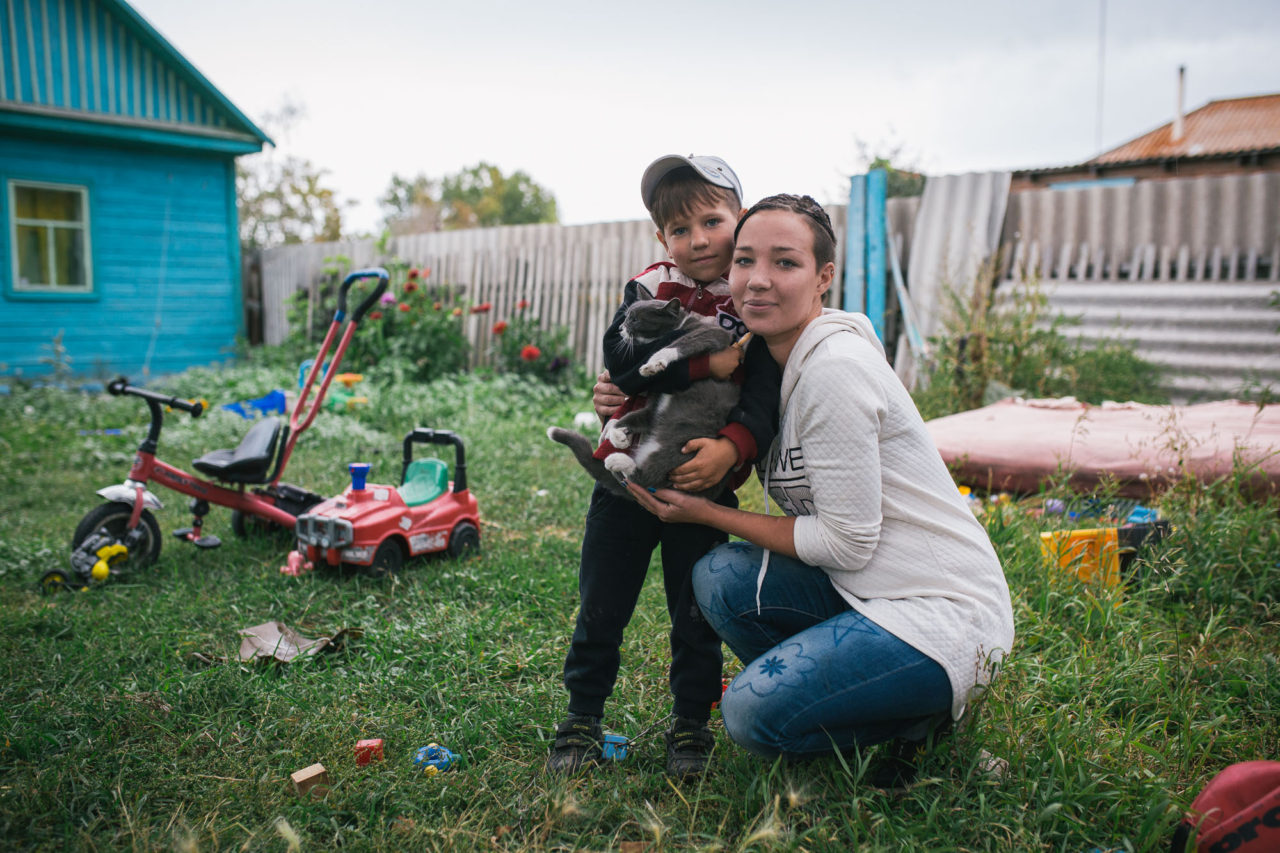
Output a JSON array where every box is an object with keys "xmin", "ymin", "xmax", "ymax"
[{"xmin": 790, "ymin": 341, "xmax": 888, "ymax": 574}]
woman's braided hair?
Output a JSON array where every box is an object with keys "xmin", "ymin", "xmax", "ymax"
[{"xmin": 733, "ymin": 194, "xmax": 837, "ymax": 268}]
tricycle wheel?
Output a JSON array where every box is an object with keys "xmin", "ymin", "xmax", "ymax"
[
  {"xmin": 71, "ymin": 502, "xmax": 163, "ymax": 569},
  {"xmin": 448, "ymin": 522, "xmax": 480, "ymax": 559},
  {"xmin": 364, "ymin": 540, "xmax": 405, "ymax": 578},
  {"xmin": 39, "ymin": 569, "xmax": 82, "ymax": 594}
]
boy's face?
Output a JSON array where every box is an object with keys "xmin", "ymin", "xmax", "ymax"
[{"xmin": 656, "ymin": 198, "xmax": 743, "ymax": 284}]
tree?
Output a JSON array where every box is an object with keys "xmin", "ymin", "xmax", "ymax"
[
  {"xmin": 237, "ymin": 99, "xmax": 348, "ymax": 249},
  {"xmin": 379, "ymin": 173, "xmax": 442, "ymax": 235},
  {"xmin": 438, "ymin": 162, "xmax": 558, "ymax": 229}
]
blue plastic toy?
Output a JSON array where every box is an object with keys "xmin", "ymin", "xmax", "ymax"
[
  {"xmin": 602, "ymin": 733, "xmax": 629, "ymax": 761},
  {"xmin": 414, "ymin": 743, "xmax": 457, "ymax": 774}
]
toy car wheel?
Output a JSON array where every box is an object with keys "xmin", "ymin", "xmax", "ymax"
[
  {"xmin": 71, "ymin": 502, "xmax": 163, "ymax": 569},
  {"xmin": 448, "ymin": 522, "xmax": 480, "ymax": 559},
  {"xmin": 364, "ymin": 540, "xmax": 404, "ymax": 578},
  {"xmin": 39, "ymin": 569, "xmax": 80, "ymax": 594}
]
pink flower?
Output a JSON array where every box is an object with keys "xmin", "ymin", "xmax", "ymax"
[
  {"xmin": 380, "ymin": 292, "xmax": 397, "ymax": 305},
  {"xmin": 520, "ymin": 344, "xmax": 541, "ymax": 362},
  {"xmin": 492, "ymin": 321, "xmax": 508, "ymax": 335}
]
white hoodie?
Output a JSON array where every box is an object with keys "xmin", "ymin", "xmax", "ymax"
[{"xmin": 761, "ymin": 309, "xmax": 1015, "ymax": 719}]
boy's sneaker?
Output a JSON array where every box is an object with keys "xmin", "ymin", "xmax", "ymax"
[
  {"xmin": 547, "ymin": 714, "xmax": 603, "ymax": 774},
  {"xmin": 664, "ymin": 716, "xmax": 714, "ymax": 780}
]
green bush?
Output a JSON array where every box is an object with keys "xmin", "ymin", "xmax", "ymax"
[
  {"xmin": 488, "ymin": 301, "xmax": 577, "ymax": 387},
  {"xmin": 913, "ymin": 274, "xmax": 1167, "ymax": 420}
]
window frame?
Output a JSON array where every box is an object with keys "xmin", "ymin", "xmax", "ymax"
[{"xmin": 5, "ymin": 179, "xmax": 96, "ymax": 301}]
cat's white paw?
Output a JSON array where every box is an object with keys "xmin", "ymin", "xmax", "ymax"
[
  {"xmin": 603, "ymin": 422, "xmax": 632, "ymax": 449},
  {"xmin": 603, "ymin": 453, "xmax": 637, "ymax": 476},
  {"xmin": 640, "ymin": 346, "xmax": 678, "ymax": 377}
]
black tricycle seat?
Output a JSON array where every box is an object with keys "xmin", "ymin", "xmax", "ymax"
[{"xmin": 192, "ymin": 417, "xmax": 283, "ymax": 484}]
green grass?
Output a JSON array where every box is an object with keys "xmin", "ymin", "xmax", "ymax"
[{"xmin": 1, "ymin": 365, "xmax": 1277, "ymax": 851}]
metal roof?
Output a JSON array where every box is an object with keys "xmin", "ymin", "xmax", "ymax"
[{"xmin": 1091, "ymin": 93, "xmax": 1280, "ymax": 165}]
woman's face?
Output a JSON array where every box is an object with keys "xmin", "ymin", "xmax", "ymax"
[{"xmin": 729, "ymin": 209, "xmax": 833, "ymax": 353}]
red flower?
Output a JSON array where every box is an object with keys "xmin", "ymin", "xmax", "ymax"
[
  {"xmin": 470, "ymin": 302, "xmax": 492, "ymax": 314},
  {"xmin": 452, "ymin": 307, "xmax": 463, "ymax": 317},
  {"xmin": 408, "ymin": 268, "xmax": 420, "ymax": 279},
  {"xmin": 516, "ymin": 299, "xmax": 529, "ymax": 310},
  {"xmin": 433, "ymin": 302, "xmax": 443, "ymax": 311},
  {"xmin": 520, "ymin": 344, "xmax": 542, "ymax": 362},
  {"xmin": 398, "ymin": 303, "xmax": 411, "ymax": 312},
  {"xmin": 403, "ymin": 281, "xmax": 418, "ymax": 293},
  {"xmin": 421, "ymin": 267, "xmax": 432, "ymax": 280},
  {"xmin": 492, "ymin": 321, "xmax": 508, "ymax": 335},
  {"xmin": 369, "ymin": 310, "xmax": 383, "ymax": 320}
]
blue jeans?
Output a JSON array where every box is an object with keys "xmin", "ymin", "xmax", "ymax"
[{"xmin": 693, "ymin": 541, "xmax": 953, "ymax": 758}]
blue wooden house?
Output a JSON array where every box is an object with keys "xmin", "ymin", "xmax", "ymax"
[{"xmin": 0, "ymin": 0, "xmax": 269, "ymax": 382}]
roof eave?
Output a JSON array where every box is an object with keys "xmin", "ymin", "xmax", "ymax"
[{"xmin": 0, "ymin": 105, "xmax": 267, "ymax": 156}]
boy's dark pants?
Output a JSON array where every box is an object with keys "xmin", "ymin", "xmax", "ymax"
[{"xmin": 563, "ymin": 484, "xmax": 734, "ymax": 722}]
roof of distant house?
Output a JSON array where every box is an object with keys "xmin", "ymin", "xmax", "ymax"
[{"xmin": 1092, "ymin": 93, "xmax": 1280, "ymax": 165}]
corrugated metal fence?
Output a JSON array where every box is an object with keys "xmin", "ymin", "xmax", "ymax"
[{"xmin": 997, "ymin": 172, "xmax": 1280, "ymax": 399}]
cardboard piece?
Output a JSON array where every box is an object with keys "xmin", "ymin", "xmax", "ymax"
[
  {"xmin": 291, "ymin": 763, "xmax": 329, "ymax": 796},
  {"xmin": 237, "ymin": 621, "xmax": 360, "ymax": 663}
]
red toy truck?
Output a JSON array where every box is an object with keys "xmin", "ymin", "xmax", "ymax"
[{"xmin": 285, "ymin": 428, "xmax": 480, "ymax": 577}]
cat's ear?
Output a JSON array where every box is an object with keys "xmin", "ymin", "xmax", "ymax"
[
  {"xmin": 636, "ymin": 283, "xmax": 654, "ymax": 300},
  {"xmin": 663, "ymin": 298, "xmax": 682, "ymax": 315}
]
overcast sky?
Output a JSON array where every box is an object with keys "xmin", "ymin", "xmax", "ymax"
[{"xmin": 129, "ymin": 0, "xmax": 1280, "ymax": 235}]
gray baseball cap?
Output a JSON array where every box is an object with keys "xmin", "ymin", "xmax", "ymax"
[{"xmin": 640, "ymin": 154, "xmax": 743, "ymax": 212}]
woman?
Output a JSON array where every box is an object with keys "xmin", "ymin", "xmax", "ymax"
[{"xmin": 627, "ymin": 194, "xmax": 1015, "ymax": 767}]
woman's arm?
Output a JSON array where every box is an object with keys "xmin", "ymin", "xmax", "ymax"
[{"xmin": 627, "ymin": 483, "xmax": 800, "ymax": 559}]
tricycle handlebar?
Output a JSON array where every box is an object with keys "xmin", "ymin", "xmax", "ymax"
[
  {"xmin": 338, "ymin": 268, "xmax": 390, "ymax": 324},
  {"xmin": 107, "ymin": 377, "xmax": 204, "ymax": 417}
]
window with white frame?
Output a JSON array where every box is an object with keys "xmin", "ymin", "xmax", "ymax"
[{"xmin": 9, "ymin": 180, "xmax": 92, "ymax": 294}]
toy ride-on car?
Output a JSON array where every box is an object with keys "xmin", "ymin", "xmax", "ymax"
[{"xmin": 284, "ymin": 428, "xmax": 480, "ymax": 577}]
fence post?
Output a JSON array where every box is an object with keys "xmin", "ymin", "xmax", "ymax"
[
  {"xmin": 844, "ymin": 175, "xmax": 866, "ymax": 314},
  {"xmin": 865, "ymin": 169, "xmax": 888, "ymax": 340}
]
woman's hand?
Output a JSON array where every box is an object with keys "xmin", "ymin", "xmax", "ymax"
[
  {"xmin": 627, "ymin": 482, "xmax": 714, "ymax": 525},
  {"xmin": 708, "ymin": 345, "xmax": 744, "ymax": 380},
  {"xmin": 593, "ymin": 370, "xmax": 625, "ymax": 421}
]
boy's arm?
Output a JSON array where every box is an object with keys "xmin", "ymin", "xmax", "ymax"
[{"xmin": 602, "ymin": 280, "xmax": 705, "ymax": 396}]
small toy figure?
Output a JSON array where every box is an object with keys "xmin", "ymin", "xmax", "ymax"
[{"xmin": 601, "ymin": 733, "xmax": 629, "ymax": 761}]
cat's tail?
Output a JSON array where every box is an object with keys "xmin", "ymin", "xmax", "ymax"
[{"xmin": 546, "ymin": 427, "xmax": 630, "ymax": 497}]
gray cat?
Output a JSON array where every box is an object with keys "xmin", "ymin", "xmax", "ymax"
[{"xmin": 548, "ymin": 296, "xmax": 740, "ymax": 500}]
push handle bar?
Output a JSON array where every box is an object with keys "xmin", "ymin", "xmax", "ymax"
[
  {"xmin": 107, "ymin": 377, "xmax": 204, "ymax": 417},
  {"xmin": 402, "ymin": 428, "xmax": 468, "ymax": 493},
  {"xmin": 338, "ymin": 268, "xmax": 390, "ymax": 324}
]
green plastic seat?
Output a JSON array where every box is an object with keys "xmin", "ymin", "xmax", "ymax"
[{"xmin": 400, "ymin": 458, "xmax": 449, "ymax": 507}]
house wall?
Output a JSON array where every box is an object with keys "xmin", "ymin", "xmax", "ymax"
[{"xmin": 0, "ymin": 133, "xmax": 241, "ymax": 380}]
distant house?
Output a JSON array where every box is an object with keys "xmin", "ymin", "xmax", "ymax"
[
  {"xmin": 0, "ymin": 0, "xmax": 269, "ymax": 383},
  {"xmin": 1012, "ymin": 92, "xmax": 1280, "ymax": 191}
]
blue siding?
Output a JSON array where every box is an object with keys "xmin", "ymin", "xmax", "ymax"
[
  {"xmin": 2, "ymin": 0, "xmax": 251, "ymax": 136},
  {"xmin": 0, "ymin": 134, "xmax": 242, "ymax": 379}
]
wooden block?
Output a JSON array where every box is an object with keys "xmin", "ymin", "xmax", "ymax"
[
  {"xmin": 291, "ymin": 763, "xmax": 330, "ymax": 796},
  {"xmin": 355, "ymin": 738, "xmax": 384, "ymax": 766}
]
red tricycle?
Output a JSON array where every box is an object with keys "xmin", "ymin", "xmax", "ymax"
[
  {"xmin": 45, "ymin": 268, "xmax": 390, "ymax": 592},
  {"xmin": 283, "ymin": 428, "xmax": 481, "ymax": 577}
]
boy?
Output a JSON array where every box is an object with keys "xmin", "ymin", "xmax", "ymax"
[{"xmin": 549, "ymin": 154, "xmax": 781, "ymax": 779}]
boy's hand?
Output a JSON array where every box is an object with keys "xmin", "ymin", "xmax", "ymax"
[
  {"xmin": 593, "ymin": 370, "xmax": 625, "ymax": 420},
  {"xmin": 669, "ymin": 437, "xmax": 737, "ymax": 492},
  {"xmin": 708, "ymin": 346, "xmax": 744, "ymax": 381}
]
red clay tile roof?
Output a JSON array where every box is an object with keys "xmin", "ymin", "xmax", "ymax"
[{"xmin": 1092, "ymin": 93, "xmax": 1280, "ymax": 164}]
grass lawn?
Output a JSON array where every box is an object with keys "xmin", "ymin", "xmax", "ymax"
[{"xmin": 1, "ymin": 366, "xmax": 1276, "ymax": 851}]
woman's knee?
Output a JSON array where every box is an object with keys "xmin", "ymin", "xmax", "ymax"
[
  {"xmin": 718, "ymin": 685, "xmax": 782, "ymax": 758},
  {"xmin": 693, "ymin": 541, "xmax": 764, "ymax": 620}
]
